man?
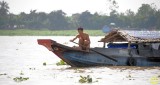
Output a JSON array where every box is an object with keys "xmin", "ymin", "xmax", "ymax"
[{"xmin": 70, "ymin": 27, "xmax": 90, "ymax": 51}]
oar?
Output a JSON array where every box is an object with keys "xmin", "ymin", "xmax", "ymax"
[{"xmin": 71, "ymin": 41, "xmax": 118, "ymax": 62}]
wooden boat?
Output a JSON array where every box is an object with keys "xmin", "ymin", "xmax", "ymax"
[{"xmin": 37, "ymin": 30, "xmax": 160, "ymax": 67}]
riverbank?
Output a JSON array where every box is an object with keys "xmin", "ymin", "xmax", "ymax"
[{"xmin": 0, "ymin": 29, "xmax": 105, "ymax": 36}]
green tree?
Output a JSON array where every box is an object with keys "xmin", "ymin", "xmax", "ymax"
[
  {"xmin": 117, "ymin": 9, "xmax": 136, "ymax": 29},
  {"xmin": 91, "ymin": 13, "xmax": 109, "ymax": 29},
  {"xmin": 155, "ymin": 10, "xmax": 160, "ymax": 29},
  {"xmin": 48, "ymin": 10, "xmax": 69, "ymax": 30},
  {"xmin": 0, "ymin": 1, "xmax": 9, "ymax": 29},
  {"xmin": 125, "ymin": 9, "xmax": 135, "ymax": 28},
  {"xmin": 78, "ymin": 10, "xmax": 93, "ymax": 29},
  {"xmin": 136, "ymin": 4, "xmax": 157, "ymax": 29},
  {"xmin": 27, "ymin": 10, "xmax": 38, "ymax": 29},
  {"xmin": 37, "ymin": 12, "xmax": 48, "ymax": 29},
  {"xmin": 71, "ymin": 13, "xmax": 81, "ymax": 29},
  {"xmin": 0, "ymin": 1, "xmax": 9, "ymax": 16},
  {"xmin": 8, "ymin": 13, "xmax": 20, "ymax": 29}
]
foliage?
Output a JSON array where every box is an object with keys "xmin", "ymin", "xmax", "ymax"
[
  {"xmin": 20, "ymin": 71, "xmax": 24, "ymax": 75},
  {"xmin": 13, "ymin": 71, "xmax": 29, "ymax": 82},
  {"xmin": 0, "ymin": 1, "xmax": 9, "ymax": 16},
  {"xmin": 0, "ymin": 73, "xmax": 7, "ymax": 76},
  {"xmin": 13, "ymin": 77, "xmax": 29, "ymax": 82},
  {"xmin": 56, "ymin": 60, "xmax": 67, "ymax": 66},
  {"xmin": 0, "ymin": 1, "xmax": 9, "ymax": 29},
  {"xmin": 79, "ymin": 75, "xmax": 92, "ymax": 83},
  {"xmin": 48, "ymin": 10, "xmax": 69, "ymax": 30},
  {"xmin": 43, "ymin": 62, "xmax": 47, "ymax": 66},
  {"xmin": 0, "ymin": 1, "xmax": 160, "ymax": 30}
]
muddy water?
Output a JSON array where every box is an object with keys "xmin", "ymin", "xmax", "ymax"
[{"xmin": 0, "ymin": 36, "xmax": 160, "ymax": 85}]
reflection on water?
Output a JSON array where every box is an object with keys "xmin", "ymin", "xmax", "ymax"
[{"xmin": 0, "ymin": 36, "xmax": 160, "ymax": 85}]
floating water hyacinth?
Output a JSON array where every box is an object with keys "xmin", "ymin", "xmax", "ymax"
[
  {"xmin": 79, "ymin": 75, "xmax": 92, "ymax": 83},
  {"xmin": 13, "ymin": 77, "xmax": 29, "ymax": 82},
  {"xmin": 0, "ymin": 73, "xmax": 7, "ymax": 76},
  {"xmin": 56, "ymin": 60, "xmax": 67, "ymax": 66},
  {"xmin": 43, "ymin": 62, "xmax": 46, "ymax": 66}
]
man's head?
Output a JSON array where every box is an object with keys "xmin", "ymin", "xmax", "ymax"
[
  {"xmin": 77, "ymin": 27, "xmax": 83, "ymax": 34},
  {"xmin": 77, "ymin": 27, "xmax": 83, "ymax": 31}
]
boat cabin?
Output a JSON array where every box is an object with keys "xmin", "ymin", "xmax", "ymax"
[{"xmin": 99, "ymin": 30, "xmax": 160, "ymax": 57}]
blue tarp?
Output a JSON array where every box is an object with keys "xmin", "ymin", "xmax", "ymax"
[{"xmin": 107, "ymin": 43, "xmax": 137, "ymax": 48}]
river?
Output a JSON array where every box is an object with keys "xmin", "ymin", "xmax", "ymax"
[{"xmin": 0, "ymin": 36, "xmax": 159, "ymax": 85}]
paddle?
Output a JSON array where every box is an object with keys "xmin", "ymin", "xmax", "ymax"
[{"xmin": 71, "ymin": 41, "xmax": 118, "ymax": 62}]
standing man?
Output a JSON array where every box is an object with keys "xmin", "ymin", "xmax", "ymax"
[{"xmin": 70, "ymin": 27, "xmax": 90, "ymax": 51}]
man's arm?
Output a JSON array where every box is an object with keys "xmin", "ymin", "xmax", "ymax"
[
  {"xmin": 70, "ymin": 35, "xmax": 79, "ymax": 42},
  {"xmin": 86, "ymin": 34, "xmax": 90, "ymax": 43}
]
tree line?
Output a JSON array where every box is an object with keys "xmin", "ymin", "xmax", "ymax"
[{"xmin": 0, "ymin": 1, "xmax": 160, "ymax": 30}]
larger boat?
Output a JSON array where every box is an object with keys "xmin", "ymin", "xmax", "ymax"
[{"xmin": 37, "ymin": 30, "xmax": 160, "ymax": 67}]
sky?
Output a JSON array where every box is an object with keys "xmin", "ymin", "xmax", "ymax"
[{"xmin": 4, "ymin": 0, "xmax": 160, "ymax": 16}]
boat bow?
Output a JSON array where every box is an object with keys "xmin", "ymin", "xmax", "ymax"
[{"xmin": 37, "ymin": 39, "xmax": 76, "ymax": 66}]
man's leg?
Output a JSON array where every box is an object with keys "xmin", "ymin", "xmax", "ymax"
[
  {"xmin": 78, "ymin": 38, "xmax": 84, "ymax": 50},
  {"xmin": 84, "ymin": 40, "xmax": 90, "ymax": 51}
]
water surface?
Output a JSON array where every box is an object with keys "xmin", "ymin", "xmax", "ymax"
[{"xmin": 0, "ymin": 36, "xmax": 159, "ymax": 85}]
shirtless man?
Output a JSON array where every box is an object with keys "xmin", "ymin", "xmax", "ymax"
[{"xmin": 70, "ymin": 27, "xmax": 90, "ymax": 51}]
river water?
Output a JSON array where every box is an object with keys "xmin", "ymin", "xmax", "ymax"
[{"xmin": 0, "ymin": 36, "xmax": 160, "ymax": 85}]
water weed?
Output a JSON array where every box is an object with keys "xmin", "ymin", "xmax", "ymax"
[
  {"xmin": 0, "ymin": 73, "xmax": 7, "ymax": 76},
  {"xmin": 20, "ymin": 71, "xmax": 24, "ymax": 75},
  {"xmin": 13, "ymin": 77, "xmax": 29, "ymax": 82},
  {"xmin": 43, "ymin": 62, "xmax": 47, "ymax": 66},
  {"xmin": 56, "ymin": 60, "xmax": 67, "ymax": 66},
  {"xmin": 79, "ymin": 75, "xmax": 92, "ymax": 83}
]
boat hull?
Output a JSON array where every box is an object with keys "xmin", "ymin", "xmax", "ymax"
[
  {"xmin": 63, "ymin": 51, "xmax": 160, "ymax": 67},
  {"xmin": 38, "ymin": 39, "xmax": 160, "ymax": 67}
]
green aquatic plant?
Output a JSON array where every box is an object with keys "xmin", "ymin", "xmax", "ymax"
[
  {"xmin": 126, "ymin": 74, "xmax": 132, "ymax": 78},
  {"xmin": 13, "ymin": 77, "xmax": 29, "ymax": 82},
  {"xmin": 43, "ymin": 62, "xmax": 46, "ymax": 66},
  {"xmin": 13, "ymin": 71, "xmax": 29, "ymax": 82},
  {"xmin": 56, "ymin": 60, "xmax": 67, "ymax": 66},
  {"xmin": 0, "ymin": 73, "xmax": 7, "ymax": 76},
  {"xmin": 29, "ymin": 68, "xmax": 36, "ymax": 70},
  {"xmin": 126, "ymin": 74, "xmax": 135, "ymax": 80},
  {"xmin": 20, "ymin": 71, "xmax": 24, "ymax": 75},
  {"xmin": 79, "ymin": 75, "xmax": 92, "ymax": 83}
]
